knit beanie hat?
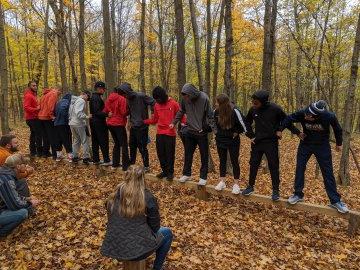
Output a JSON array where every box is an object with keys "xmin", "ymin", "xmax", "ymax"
[
  {"xmin": 306, "ymin": 100, "xmax": 327, "ymax": 116},
  {"xmin": 152, "ymin": 86, "xmax": 168, "ymax": 104},
  {"xmin": 94, "ymin": 81, "xmax": 106, "ymax": 89}
]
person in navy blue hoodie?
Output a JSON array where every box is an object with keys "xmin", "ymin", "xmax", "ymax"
[
  {"xmin": 280, "ymin": 100, "xmax": 349, "ymax": 213},
  {"xmin": 54, "ymin": 93, "xmax": 72, "ymax": 162}
]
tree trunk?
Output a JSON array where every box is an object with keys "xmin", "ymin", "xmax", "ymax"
[
  {"xmin": 148, "ymin": 1, "xmax": 155, "ymax": 90},
  {"xmin": 223, "ymin": 0, "xmax": 234, "ymax": 100},
  {"xmin": 205, "ymin": 0, "xmax": 212, "ymax": 95},
  {"xmin": 338, "ymin": 12, "xmax": 360, "ymax": 186},
  {"xmin": 43, "ymin": 1, "xmax": 50, "ymax": 88},
  {"xmin": 102, "ymin": 0, "xmax": 115, "ymax": 90},
  {"xmin": 212, "ymin": 0, "xmax": 225, "ymax": 106},
  {"xmin": 156, "ymin": 0, "xmax": 167, "ymax": 89},
  {"xmin": 0, "ymin": 3, "xmax": 9, "ymax": 134},
  {"xmin": 139, "ymin": 0, "xmax": 146, "ymax": 92},
  {"xmin": 79, "ymin": 0, "xmax": 87, "ymax": 90},
  {"xmin": 174, "ymin": 0, "xmax": 186, "ymax": 96},
  {"xmin": 189, "ymin": 0, "xmax": 204, "ymax": 91},
  {"xmin": 111, "ymin": 0, "xmax": 117, "ymax": 84}
]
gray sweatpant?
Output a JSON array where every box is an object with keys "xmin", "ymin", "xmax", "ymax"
[{"xmin": 70, "ymin": 126, "xmax": 91, "ymax": 159}]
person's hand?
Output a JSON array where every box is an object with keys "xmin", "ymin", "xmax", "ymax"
[
  {"xmin": 233, "ymin": 133, "xmax": 238, "ymax": 138},
  {"xmin": 30, "ymin": 197, "xmax": 40, "ymax": 206},
  {"xmin": 169, "ymin": 123, "xmax": 175, "ymax": 129},
  {"xmin": 36, "ymin": 105, "xmax": 40, "ymax": 111},
  {"xmin": 108, "ymin": 112, "xmax": 113, "ymax": 118},
  {"xmin": 250, "ymin": 138, "xmax": 256, "ymax": 144},
  {"xmin": 336, "ymin": 145, "xmax": 342, "ymax": 152},
  {"xmin": 276, "ymin": 131, "xmax": 282, "ymax": 139},
  {"xmin": 26, "ymin": 165, "xmax": 34, "ymax": 175},
  {"xmin": 298, "ymin": 132, "xmax": 306, "ymax": 141},
  {"xmin": 180, "ymin": 123, "xmax": 186, "ymax": 127},
  {"xmin": 88, "ymin": 114, "xmax": 92, "ymax": 119}
]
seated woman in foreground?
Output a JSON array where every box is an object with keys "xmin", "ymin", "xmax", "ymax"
[{"xmin": 101, "ymin": 165, "xmax": 173, "ymax": 270}]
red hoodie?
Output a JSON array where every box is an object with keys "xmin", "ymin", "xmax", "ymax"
[
  {"xmin": 23, "ymin": 88, "xmax": 39, "ymax": 120},
  {"xmin": 144, "ymin": 98, "xmax": 185, "ymax": 136},
  {"xmin": 103, "ymin": 93, "xmax": 128, "ymax": 126},
  {"xmin": 38, "ymin": 89, "xmax": 60, "ymax": 120}
]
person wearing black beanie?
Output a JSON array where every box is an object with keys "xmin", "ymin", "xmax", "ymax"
[{"xmin": 279, "ymin": 100, "xmax": 349, "ymax": 213}]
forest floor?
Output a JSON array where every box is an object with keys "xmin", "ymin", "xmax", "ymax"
[{"xmin": 1, "ymin": 123, "xmax": 360, "ymax": 270}]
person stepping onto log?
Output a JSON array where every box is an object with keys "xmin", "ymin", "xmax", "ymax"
[
  {"xmin": 242, "ymin": 90, "xmax": 300, "ymax": 201},
  {"xmin": 144, "ymin": 86, "xmax": 185, "ymax": 181},
  {"xmin": 279, "ymin": 100, "xmax": 349, "ymax": 213},
  {"xmin": 101, "ymin": 165, "xmax": 173, "ymax": 270},
  {"xmin": 214, "ymin": 94, "xmax": 248, "ymax": 194}
]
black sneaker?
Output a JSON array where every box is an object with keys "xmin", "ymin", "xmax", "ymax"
[
  {"xmin": 242, "ymin": 186, "xmax": 254, "ymax": 196},
  {"xmin": 72, "ymin": 157, "xmax": 80, "ymax": 163},
  {"xmin": 166, "ymin": 174, "xmax": 174, "ymax": 181},
  {"xmin": 271, "ymin": 190, "xmax": 280, "ymax": 201},
  {"xmin": 156, "ymin": 172, "xmax": 167, "ymax": 179},
  {"xmin": 83, "ymin": 158, "xmax": 92, "ymax": 165}
]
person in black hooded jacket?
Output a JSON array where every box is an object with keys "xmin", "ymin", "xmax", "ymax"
[
  {"xmin": 242, "ymin": 90, "xmax": 300, "ymax": 201},
  {"xmin": 89, "ymin": 81, "xmax": 111, "ymax": 165}
]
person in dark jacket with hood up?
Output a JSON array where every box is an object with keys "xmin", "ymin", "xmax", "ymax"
[
  {"xmin": 89, "ymin": 81, "xmax": 111, "ymax": 166},
  {"xmin": 242, "ymin": 90, "xmax": 300, "ymax": 201},
  {"xmin": 101, "ymin": 165, "xmax": 173, "ymax": 270},
  {"xmin": 279, "ymin": 100, "xmax": 349, "ymax": 213},
  {"xmin": 171, "ymin": 83, "xmax": 216, "ymax": 186},
  {"xmin": 54, "ymin": 93, "xmax": 73, "ymax": 162},
  {"xmin": 118, "ymin": 83, "xmax": 155, "ymax": 172}
]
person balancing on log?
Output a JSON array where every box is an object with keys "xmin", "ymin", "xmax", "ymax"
[{"xmin": 279, "ymin": 100, "xmax": 349, "ymax": 213}]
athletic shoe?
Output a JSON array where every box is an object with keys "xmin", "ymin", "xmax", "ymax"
[
  {"xmin": 271, "ymin": 190, "xmax": 280, "ymax": 201},
  {"xmin": 92, "ymin": 161, "xmax": 101, "ymax": 165},
  {"xmin": 67, "ymin": 153, "xmax": 73, "ymax": 162},
  {"xmin": 242, "ymin": 186, "xmax": 254, "ymax": 196},
  {"xmin": 232, "ymin": 184, "xmax": 241, "ymax": 195},
  {"xmin": 179, "ymin": 175, "xmax": 191, "ymax": 183},
  {"xmin": 166, "ymin": 174, "xmax": 174, "ymax": 181},
  {"xmin": 288, "ymin": 194, "xmax": 303, "ymax": 205},
  {"xmin": 330, "ymin": 201, "xmax": 349, "ymax": 214},
  {"xmin": 83, "ymin": 158, "xmax": 92, "ymax": 165},
  {"xmin": 198, "ymin": 178, "xmax": 207, "ymax": 186},
  {"xmin": 215, "ymin": 181, "xmax": 226, "ymax": 191},
  {"xmin": 156, "ymin": 172, "xmax": 167, "ymax": 179},
  {"xmin": 72, "ymin": 157, "xmax": 80, "ymax": 163},
  {"xmin": 101, "ymin": 161, "xmax": 112, "ymax": 166}
]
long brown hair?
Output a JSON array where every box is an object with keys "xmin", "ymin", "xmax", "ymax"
[
  {"xmin": 216, "ymin": 93, "xmax": 233, "ymax": 130},
  {"xmin": 107, "ymin": 165, "xmax": 146, "ymax": 218}
]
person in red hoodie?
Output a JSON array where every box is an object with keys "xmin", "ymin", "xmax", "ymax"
[
  {"xmin": 144, "ymin": 86, "xmax": 184, "ymax": 180},
  {"xmin": 23, "ymin": 81, "xmax": 42, "ymax": 157},
  {"xmin": 103, "ymin": 87, "xmax": 130, "ymax": 171},
  {"xmin": 38, "ymin": 88, "xmax": 60, "ymax": 159}
]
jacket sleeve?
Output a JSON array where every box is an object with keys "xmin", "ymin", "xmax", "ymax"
[
  {"xmin": 205, "ymin": 99, "xmax": 217, "ymax": 134},
  {"xmin": 92, "ymin": 97, "xmax": 107, "ymax": 118},
  {"xmin": 245, "ymin": 109, "xmax": 255, "ymax": 139},
  {"xmin": 75, "ymin": 100, "xmax": 87, "ymax": 120},
  {"xmin": 279, "ymin": 110, "xmax": 303, "ymax": 134},
  {"xmin": 278, "ymin": 108, "xmax": 301, "ymax": 135},
  {"xmin": 233, "ymin": 109, "xmax": 248, "ymax": 134},
  {"xmin": 143, "ymin": 106, "xmax": 159, "ymax": 125},
  {"xmin": 23, "ymin": 95, "xmax": 38, "ymax": 113},
  {"xmin": 172, "ymin": 100, "xmax": 186, "ymax": 125},
  {"xmin": 330, "ymin": 114, "xmax": 343, "ymax": 146},
  {"xmin": 146, "ymin": 192, "xmax": 161, "ymax": 233},
  {"xmin": 0, "ymin": 176, "xmax": 30, "ymax": 210}
]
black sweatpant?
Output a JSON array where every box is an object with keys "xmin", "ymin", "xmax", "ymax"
[
  {"xmin": 55, "ymin": 125, "xmax": 72, "ymax": 153},
  {"xmin": 183, "ymin": 133, "xmax": 209, "ymax": 180},
  {"xmin": 129, "ymin": 126, "xmax": 149, "ymax": 168},
  {"xmin": 90, "ymin": 121, "xmax": 110, "ymax": 163},
  {"xmin": 26, "ymin": 119, "xmax": 42, "ymax": 156},
  {"xmin": 156, "ymin": 134, "xmax": 176, "ymax": 176},
  {"xmin": 108, "ymin": 125, "xmax": 130, "ymax": 170},
  {"xmin": 217, "ymin": 140, "xmax": 240, "ymax": 179},
  {"xmin": 40, "ymin": 120, "xmax": 57, "ymax": 158},
  {"xmin": 248, "ymin": 141, "xmax": 280, "ymax": 191}
]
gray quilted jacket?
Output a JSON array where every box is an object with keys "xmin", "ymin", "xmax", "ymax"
[{"xmin": 101, "ymin": 189, "xmax": 163, "ymax": 260}]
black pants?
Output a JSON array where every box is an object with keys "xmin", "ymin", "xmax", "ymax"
[
  {"xmin": 26, "ymin": 119, "xmax": 42, "ymax": 156},
  {"xmin": 55, "ymin": 125, "xmax": 72, "ymax": 153},
  {"xmin": 40, "ymin": 120, "xmax": 57, "ymax": 158},
  {"xmin": 90, "ymin": 121, "xmax": 110, "ymax": 163},
  {"xmin": 183, "ymin": 133, "xmax": 209, "ymax": 180},
  {"xmin": 217, "ymin": 140, "xmax": 240, "ymax": 179},
  {"xmin": 249, "ymin": 141, "xmax": 280, "ymax": 191},
  {"xmin": 129, "ymin": 127, "xmax": 149, "ymax": 167},
  {"xmin": 156, "ymin": 134, "xmax": 176, "ymax": 176},
  {"xmin": 108, "ymin": 125, "xmax": 130, "ymax": 170}
]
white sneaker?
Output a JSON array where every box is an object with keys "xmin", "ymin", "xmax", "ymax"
[
  {"xmin": 101, "ymin": 161, "xmax": 112, "ymax": 166},
  {"xmin": 56, "ymin": 152, "xmax": 64, "ymax": 162},
  {"xmin": 215, "ymin": 181, "xmax": 226, "ymax": 191},
  {"xmin": 198, "ymin": 178, "xmax": 207, "ymax": 186},
  {"xmin": 232, "ymin": 184, "xmax": 241, "ymax": 195},
  {"xmin": 67, "ymin": 153, "xmax": 73, "ymax": 162},
  {"xmin": 179, "ymin": 175, "xmax": 191, "ymax": 183}
]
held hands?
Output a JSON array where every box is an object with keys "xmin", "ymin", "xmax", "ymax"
[
  {"xmin": 233, "ymin": 133, "xmax": 238, "ymax": 138},
  {"xmin": 276, "ymin": 131, "xmax": 282, "ymax": 140},
  {"xmin": 169, "ymin": 123, "xmax": 175, "ymax": 129},
  {"xmin": 87, "ymin": 114, "xmax": 92, "ymax": 119},
  {"xmin": 108, "ymin": 112, "xmax": 113, "ymax": 118},
  {"xmin": 336, "ymin": 145, "xmax": 342, "ymax": 152},
  {"xmin": 250, "ymin": 138, "xmax": 256, "ymax": 144},
  {"xmin": 297, "ymin": 132, "xmax": 306, "ymax": 141}
]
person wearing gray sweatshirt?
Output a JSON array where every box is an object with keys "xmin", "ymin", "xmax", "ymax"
[
  {"xmin": 171, "ymin": 83, "xmax": 216, "ymax": 185},
  {"xmin": 68, "ymin": 91, "xmax": 92, "ymax": 164}
]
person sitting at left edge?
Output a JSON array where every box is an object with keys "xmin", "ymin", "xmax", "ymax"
[{"xmin": 0, "ymin": 154, "xmax": 40, "ymax": 238}]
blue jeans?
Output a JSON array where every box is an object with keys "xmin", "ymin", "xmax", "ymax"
[
  {"xmin": 294, "ymin": 142, "xmax": 341, "ymax": 204},
  {"xmin": 153, "ymin": 227, "xmax": 173, "ymax": 270},
  {"xmin": 0, "ymin": 209, "xmax": 28, "ymax": 237}
]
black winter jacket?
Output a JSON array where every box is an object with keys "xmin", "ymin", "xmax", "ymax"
[{"xmin": 89, "ymin": 93, "xmax": 107, "ymax": 124}]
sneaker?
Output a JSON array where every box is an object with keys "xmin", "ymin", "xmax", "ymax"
[
  {"xmin": 272, "ymin": 190, "xmax": 280, "ymax": 201},
  {"xmin": 56, "ymin": 152, "xmax": 64, "ymax": 162},
  {"xmin": 232, "ymin": 184, "xmax": 241, "ymax": 195},
  {"xmin": 198, "ymin": 178, "xmax": 207, "ymax": 186},
  {"xmin": 83, "ymin": 158, "xmax": 92, "ymax": 165},
  {"xmin": 111, "ymin": 166, "xmax": 118, "ymax": 170},
  {"xmin": 93, "ymin": 161, "xmax": 101, "ymax": 165},
  {"xmin": 156, "ymin": 172, "xmax": 167, "ymax": 179},
  {"xmin": 101, "ymin": 161, "xmax": 112, "ymax": 166},
  {"xmin": 215, "ymin": 181, "xmax": 226, "ymax": 191},
  {"xmin": 166, "ymin": 174, "xmax": 174, "ymax": 181},
  {"xmin": 330, "ymin": 201, "xmax": 349, "ymax": 214},
  {"xmin": 72, "ymin": 157, "xmax": 80, "ymax": 163},
  {"xmin": 144, "ymin": 167, "xmax": 150, "ymax": 173},
  {"xmin": 288, "ymin": 194, "xmax": 303, "ymax": 205},
  {"xmin": 67, "ymin": 153, "xmax": 73, "ymax": 162},
  {"xmin": 242, "ymin": 186, "xmax": 254, "ymax": 196},
  {"xmin": 179, "ymin": 175, "xmax": 191, "ymax": 183}
]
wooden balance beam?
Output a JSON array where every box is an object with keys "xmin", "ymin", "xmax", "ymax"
[
  {"xmin": 144, "ymin": 174, "xmax": 360, "ymax": 236},
  {"xmin": 123, "ymin": 260, "xmax": 146, "ymax": 270}
]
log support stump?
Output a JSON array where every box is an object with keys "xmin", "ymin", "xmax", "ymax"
[
  {"xmin": 348, "ymin": 212, "xmax": 360, "ymax": 236},
  {"xmin": 195, "ymin": 185, "xmax": 209, "ymax": 201},
  {"xmin": 123, "ymin": 260, "xmax": 146, "ymax": 270}
]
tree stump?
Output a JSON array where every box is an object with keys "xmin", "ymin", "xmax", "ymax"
[
  {"xmin": 348, "ymin": 213, "xmax": 360, "ymax": 236},
  {"xmin": 123, "ymin": 260, "xmax": 146, "ymax": 270},
  {"xmin": 195, "ymin": 185, "xmax": 209, "ymax": 201}
]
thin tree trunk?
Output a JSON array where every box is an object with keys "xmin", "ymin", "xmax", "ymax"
[
  {"xmin": 111, "ymin": 0, "xmax": 117, "ymax": 84},
  {"xmin": 205, "ymin": 0, "xmax": 212, "ymax": 95},
  {"xmin": 338, "ymin": 12, "xmax": 360, "ymax": 186},
  {"xmin": 174, "ymin": 0, "xmax": 186, "ymax": 96},
  {"xmin": 43, "ymin": 1, "xmax": 50, "ymax": 88},
  {"xmin": 156, "ymin": 0, "xmax": 167, "ymax": 89},
  {"xmin": 223, "ymin": 0, "xmax": 234, "ymax": 100},
  {"xmin": 102, "ymin": 0, "xmax": 115, "ymax": 90},
  {"xmin": 0, "ymin": 3, "xmax": 9, "ymax": 133},
  {"xmin": 139, "ymin": 0, "xmax": 146, "ymax": 92},
  {"xmin": 79, "ymin": 0, "xmax": 87, "ymax": 90}
]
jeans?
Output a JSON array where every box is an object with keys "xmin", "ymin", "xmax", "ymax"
[
  {"xmin": 55, "ymin": 125, "xmax": 72, "ymax": 153},
  {"xmin": 294, "ymin": 142, "xmax": 341, "ymax": 204},
  {"xmin": 70, "ymin": 126, "xmax": 91, "ymax": 159},
  {"xmin": 108, "ymin": 125, "xmax": 130, "ymax": 170},
  {"xmin": 26, "ymin": 119, "xmax": 42, "ymax": 156},
  {"xmin": 183, "ymin": 133, "xmax": 209, "ymax": 179},
  {"xmin": 156, "ymin": 135, "xmax": 176, "ymax": 176},
  {"xmin": 129, "ymin": 127, "xmax": 149, "ymax": 167},
  {"xmin": 90, "ymin": 121, "xmax": 110, "ymax": 163},
  {"xmin": 217, "ymin": 139, "xmax": 240, "ymax": 179},
  {"xmin": 248, "ymin": 141, "xmax": 280, "ymax": 191},
  {"xmin": 0, "ymin": 209, "xmax": 28, "ymax": 237}
]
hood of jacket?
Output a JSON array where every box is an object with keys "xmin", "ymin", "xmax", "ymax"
[
  {"xmin": 252, "ymin": 90, "xmax": 269, "ymax": 105},
  {"xmin": 181, "ymin": 83, "xmax": 200, "ymax": 100},
  {"xmin": 119, "ymin": 83, "xmax": 136, "ymax": 99},
  {"xmin": 0, "ymin": 166, "xmax": 16, "ymax": 177},
  {"xmin": 42, "ymin": 88, "xmax": 51, "ymax": 95},
  {"xmin": 107, "ymin": 92, "xmax": 120, "ymax": 103},
  {"xmin": 62, "ymin": 93, "xmax": 72, "ymax": 102}
]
